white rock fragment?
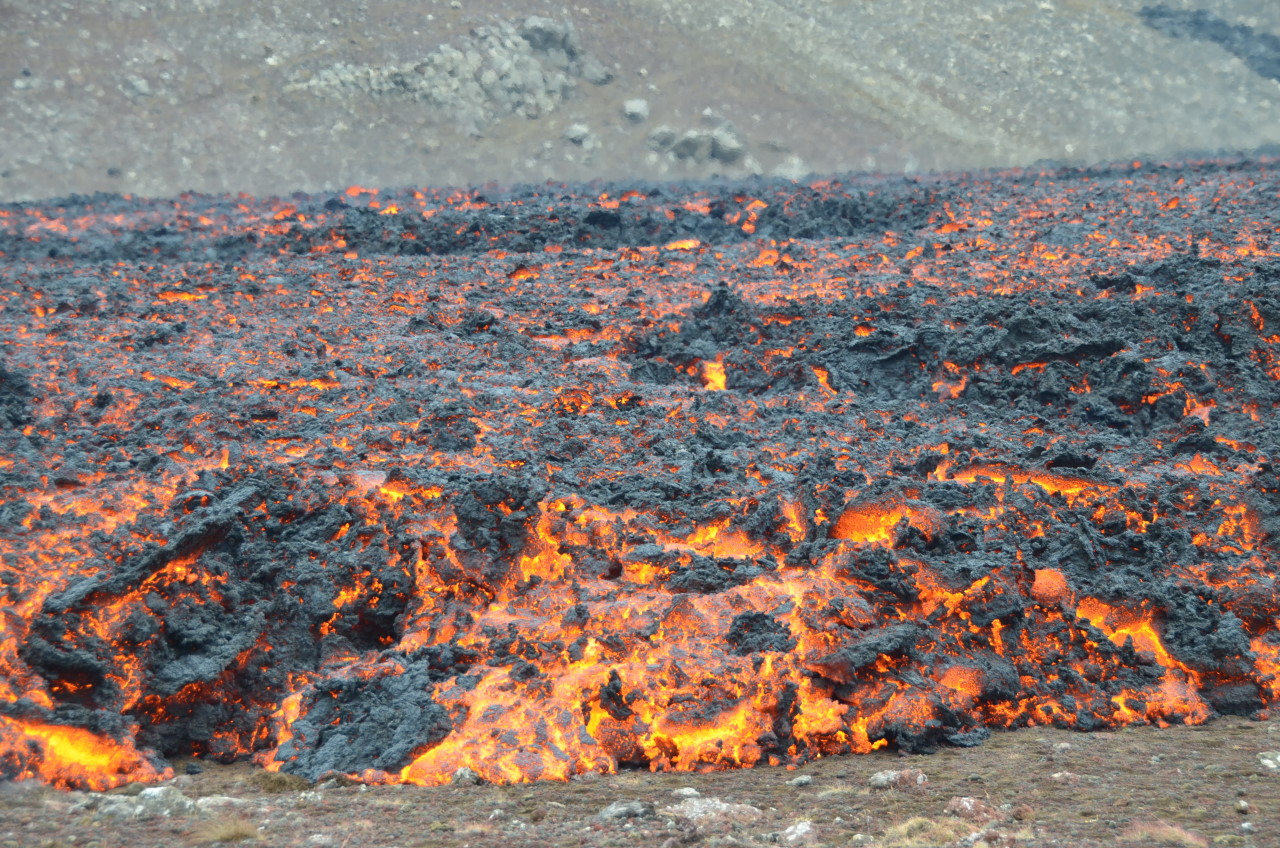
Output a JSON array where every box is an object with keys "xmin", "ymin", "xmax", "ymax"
[
  {"xmin": 194, "ymin": 795, "xmax": 248, "ymax": 811},
  {"xmin": 598, "ymin": 800, "xmax": 655, "ymax": 820},
  {"xmin": 867, "ymin": 768, "xmax": 928, "ymax": 790},
  {"xmin": 451, "ymin": 766, "xmax": 483, "ymax": 785},
  {"xmin": 781, "ymin": 820, "xmax": 815, "ymax": 844},
  {"xmin": 563, "ymin": 123, "xmax": 592, "ymax": 145},
  {"xmin": 623, "ymin": 98, "xmax": 650, "ymax": 122},
  {"xmin": 1258, "ymin": 751, "xmax": 1280, "ymax": 770},
  {"xmin": 661, "ymin": 796, "xmax": 763, "ymax": 824}
]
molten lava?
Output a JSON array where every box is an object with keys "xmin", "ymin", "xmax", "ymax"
[{"xmin": 0, "ymin": 156, "xmax": 1277, "ymax": 789}]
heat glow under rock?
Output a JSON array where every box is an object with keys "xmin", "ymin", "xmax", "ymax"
[{"xmin": 1, "ymin": 160, "xmax": 1278, "ymax": 789}]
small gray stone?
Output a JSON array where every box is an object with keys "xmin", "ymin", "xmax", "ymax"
[
  {"xmin": 867, "ymin": 768, "xmax": 927, "ymax": 791},
  {"xmin": 598, "ymin": 800, "xmax": 656, "ymax": 821},
  {"xmin": 781, "ymin": 820, "xmax": 815, "ymax": 844},
  {"xmin": 194, "ymin": 795, "xmax": 247, "ymax": 813},
  {"xmin": 773, "ymin": 154, "xmax": 810, "ymax": 181},
  {"xmin": 662, "ymin": 797, "xmax": 763, "ymax": 825},
  {"xmin": 579, "ymin": 55, "xmax": 614, "ymax": 85},
  {"xmin": 623, "ymin": 98, "xmax": 650, "ymax": 122},
  {"xmin": 646, "ymin": 125, "xmax": 677, "ymax": 152},
  {"xmin": 563, "ymin": 123, "xmax": 592, "ymax": 145},
  {"xmin": 451, "ymin": 767, "xmax": 483, "ymax": 785},
  {"xmin": 710, "ymin": 125, "xmax": 745, "ymax": 164},
  {"xmin": 1258, "ymin": 751, "xmax": 1280, "ymax": 770},
  {"xmin": 121, "ymin": 75, "xmax": 152, "ymax": 97},
  {"xmin": 786, "ymin": 774, "xmax": 813, "ymax": 787},
  {"xmin": 519, "ymin": 17, "xmax": 572, "ymax": 53},
  {"xmin": 671, "ymin": 787, "xmax": 701, "ymax": 798},
  {"xmin": 132, "ymin": 785, "xmax": 195, "ymax": 817},
  {"xmin": 671, "ymin": 130, "xmax": 712, "ymax": 162}
]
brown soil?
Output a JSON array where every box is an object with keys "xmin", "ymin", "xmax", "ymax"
[{"xmin": 3, "ymin": 718, "xmax": 1276, "ymax": 848}]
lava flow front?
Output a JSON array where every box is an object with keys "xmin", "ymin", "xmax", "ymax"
[{"xmin": 1, "ymin": 159, "xmax": 1277, "ymax": 790}]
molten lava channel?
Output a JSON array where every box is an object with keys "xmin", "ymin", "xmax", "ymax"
[{"xmin": 0, "ymin": 158, "xmax": 1278, "ymax": 789}]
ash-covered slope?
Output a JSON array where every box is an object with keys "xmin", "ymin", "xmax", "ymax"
[{"xmin": 0, "ymin": 159, "xmax": 1277, "ymax": 789}]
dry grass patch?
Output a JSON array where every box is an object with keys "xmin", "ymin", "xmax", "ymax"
[
  {"xmin": 880, "ymin": 816, "xmax": 975, "ymax": 847},
  {"xmin": 815, "ymin": 784, "xmax": 860, "ymax": 799},
  {"xmin": 1117, "ymin": 820, "xmax": 1208, "ymax": 847},
  {"xmin": 189, "ymin": 815, "xmax": 260, "ymax": 844},
  {"xmin": 248, "ymin": 771, "xmax": 310, "ymax": 793}
]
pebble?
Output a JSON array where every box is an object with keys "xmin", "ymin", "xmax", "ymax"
[
  {"xmin": 1258, "ymin": 751, "xmax": 1279, "ymax": 770},
  {"xmin": 786, "ymin": 774, "xmax": 813, "ymax": 787},
  {"xmin": 671, "ymin": 787, "xmax": 701, "ymax": 798},
  {"xmin": 1236, "ymin": 799, "xmax": 1249, "ymax": 814}
]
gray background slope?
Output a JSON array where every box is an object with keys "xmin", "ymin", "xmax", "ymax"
[{"xmin": 2, "ymin": 0, "xmax": 1278, "ymax": 201}]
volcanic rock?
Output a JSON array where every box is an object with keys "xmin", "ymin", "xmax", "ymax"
[
  {"xmin": 285, "ymin": 15, "xmax": 610, "ymax": 133},
  {"xmin": 867, "ymin": 769, "xmax": 928, "ymax": 791},
  {"xmin": 76, "ymin": 785, "xmax": 196, "ymax": 819},
  {"xmin": 598, "ymin": 800, "xmax": 656, "ymax": 820},
  {"xmin": 623, "ymin": 98, "xmax": 650, "ymax": 122},
  {"xmin": 671, "ymin": 130, "xmax": 713, "ymax": 162},
  {"xmin": 451, "ymin": 767, "xmax": 482, "ymax": 785},
  {"xmin": 709, "ymin": 125, "xmax": 746, "ymax": 164},
  {"xmin": 646, "ymin": 125, "xmax": 677, "ymax": 151},
  {"xmin": 780, "ymin": 820, "xmax": 816, "ymax": 844},
  {"xmin": 773, "ymin": 155, "xmax": 810, "ymax": 180},
  {"xmin": 662, "ymin": 797, "xmax": 764, "ymax": 825},
  {"xmin": 946, "ymin": 796, "xmax": 1002, "ymax": 824}
]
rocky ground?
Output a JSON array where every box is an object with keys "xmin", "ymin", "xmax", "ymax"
[
  {"xmin": 3, "ymin": 0, "xmax": 1280, "ymax": 201},
  {"xmin": 1, "ymin": 720, "xmax": 1277, "ymax": 848}
]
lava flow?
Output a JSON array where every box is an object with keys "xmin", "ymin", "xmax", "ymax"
[{"xmin": 1, "ymin": 158, "xmax": 1277, "ymax": 790}]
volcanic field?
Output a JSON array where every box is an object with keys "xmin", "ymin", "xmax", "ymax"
[{"xmin": 0, "ymin": 158, "xmax": 1277, "ymax": 792}]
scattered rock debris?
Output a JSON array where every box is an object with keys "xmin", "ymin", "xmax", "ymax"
[{"xmin": 284, "ymin": 16, "xmax": 611, "ymax": 135}]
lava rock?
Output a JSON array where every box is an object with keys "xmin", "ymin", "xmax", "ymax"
[{"xmin": 726, "ymin": 611, "xmax": 796, "ymax": 655}]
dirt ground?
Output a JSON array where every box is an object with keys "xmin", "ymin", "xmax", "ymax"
[
  {"xmin": 3, "ymin": 0, "xmax": 1280, "ymax": 201},
  {"xmin": 1, "ymin": 718, "xmax": 1276, "ymax": 848}
]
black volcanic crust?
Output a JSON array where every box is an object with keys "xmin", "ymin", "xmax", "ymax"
[{"xmin": 1, "ymin": 157, "xmax": 1278, "ymax": 787}]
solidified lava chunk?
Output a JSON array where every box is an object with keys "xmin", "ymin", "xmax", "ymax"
[{"xmin": 2, "ymin": 158, "xmax": 1279, "ymax": 790}]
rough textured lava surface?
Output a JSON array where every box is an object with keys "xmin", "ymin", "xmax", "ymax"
[{"xmin": 1, "ymin": 158, "xmax": 1278, "ymax": 792}]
